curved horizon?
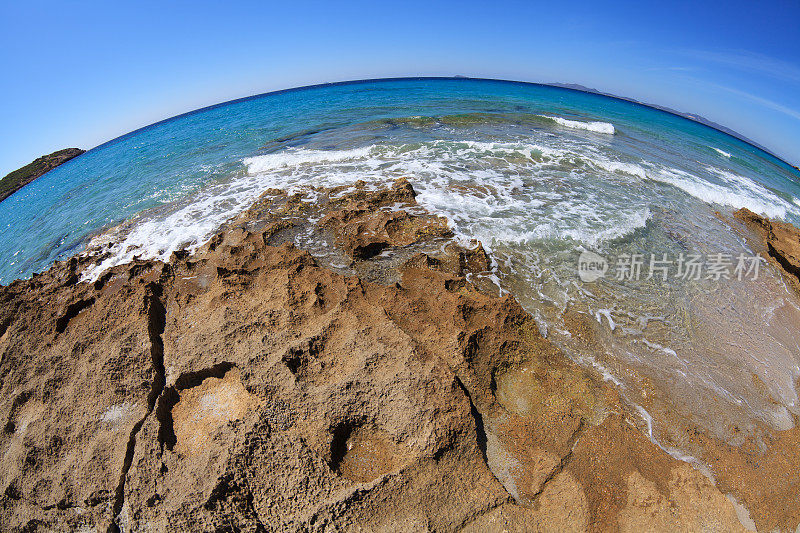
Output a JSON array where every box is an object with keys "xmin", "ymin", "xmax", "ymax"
[
  {"xmin": 71, "ymin": 76, "xmax": 799, "ymax": 176},
  {"xmin": 2, "ymin": 1, "xmax": 799, "ymax": 176},
  {"xmin": 4, "ymin": 76, "xmax": 799, "ymax": 288},
  {"xmin": 4, "ymin": 5, "xmax": 800, "ymax": 531}
]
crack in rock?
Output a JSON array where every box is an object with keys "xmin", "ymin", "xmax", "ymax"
[
  {"xmin": 453, "ymin": 377, "xmax": 490, "ymax": 469},
  {"xmin": 767, "ymin": 242, "xmax": 800, "ymax": 283},
  {"xmin": 55, "ymin": 297, "xmax": 95, "ymax": 334},
  {"xmin": 107, "ymin": 283, "xmax": 166, "ymax": 533}
]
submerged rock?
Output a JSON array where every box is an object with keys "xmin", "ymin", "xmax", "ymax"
[{"xmin": 0, "ymin": 181, "xmax": 785, "ymax": 531}]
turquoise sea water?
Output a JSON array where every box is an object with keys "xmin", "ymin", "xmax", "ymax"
[
  {"xmin": 3, "ymin": 77, "xmax": 800, "ymax": 457},
  {"xmin": 2, "ymin": 78, "xmax": 798, "ymax": 284}
]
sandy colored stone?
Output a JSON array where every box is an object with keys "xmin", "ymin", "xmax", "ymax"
[
  {"xmin": 0, "ymin": 259, "xmax": 165, "ymax": 531},
  {"xmin": 171, "ymin": 368, "xmax": 259, "ymax": 455},
  {"xmin": 462, "ymin": 471, "xmax": 589, "ymax": 533},
  {"xmin": 619, "ymin": 464, "xmax": 749, "ymax": 533},
  {"xmin": 319, "ymin": 178, "xmax": 452, "ymax": 260},
  {"xmin": 734, "ymin": 207, "xmax": 800, "ymax": 293}
]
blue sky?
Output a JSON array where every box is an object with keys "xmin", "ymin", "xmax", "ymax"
[{"xmin": 1, "ymin": 0, "xmax": 799, "ymax": 175}]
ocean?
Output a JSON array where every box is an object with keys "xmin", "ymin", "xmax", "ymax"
[{"xmin": 2, "ymin": 77, "xmax": 800, "ymax": 458}]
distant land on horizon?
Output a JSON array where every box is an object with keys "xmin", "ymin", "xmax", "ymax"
[
  {"xmin": 548, "ymin": 82, "xmax": 798, "ymax": 170},
  {"xmin": 0, "ymin": 148, "xmax": 84, "ymax": 203}
]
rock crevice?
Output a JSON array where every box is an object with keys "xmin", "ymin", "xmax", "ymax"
[{"xmin": 108, "ymin": 282, "xmax": 167, "ymax": 532}]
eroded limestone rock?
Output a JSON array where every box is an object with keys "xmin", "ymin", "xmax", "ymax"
[{"xmin": 0, "ymin": 181, "xmax": 784, "ymax": 532}]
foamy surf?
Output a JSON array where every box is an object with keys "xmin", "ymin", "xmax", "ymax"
[
  {"xmin": 81, "ymin": 136, "xmax": 798, "ymax": 282},
  {"xmin": 646, "ymin": 164, "xmax": 798, "ymax": 220},
  {"xmin": 242, "ymin": 145, "xmax": 375, "ymax": 172},
  {"xmin": 81, "ymin": 169, "xmax": 300, "ymax": 281},
  {"xmin": 540, "ymin": 115, "xmax": 616, "ymax": 134},
  {"xmin": 713, "ymin": 147, "xmax": 732, "ymax": 158}
]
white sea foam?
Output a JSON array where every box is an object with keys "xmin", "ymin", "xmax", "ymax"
[
  {"xmin": 242, "ymin": 146, "xmax": 375, "ymax": 173},
  {"xmin": 587, "ymin": 159, "xmax": 649, "ymax": 179},
  {"xmin": 577, "ymin": 354, "xmax": 624, "ymax": 387},
  {"xmin": 712, "ymin": 147, "xmax": 732, "ymax": 158},
  {"xmin": 81, "ymin": 139, "xmax": 790, "ymax": 283},
  {"xmin": 636, "ymin": 405, "xmax": 654, "ymax": 439},
  {"xmin": 646, "ymin": 165, "xmax": 797, "ymax": 219},
  {"xmin": 540, "ymin": 115, "xmax": 616, "ymax": 134},
  {"xmin": 725, "ymin": 495, "xmax": 758, "ymax": 532},
  {"xmin": 596, "ymin": 309, "xmax": 616, "ymax": 331},
  {"xmin": 82, "ymin": 165, "xmax": 320, "ymax": 281},
  {"xmin": 80, "ymin": 140, "xmax": 664, "ymax": 280}
]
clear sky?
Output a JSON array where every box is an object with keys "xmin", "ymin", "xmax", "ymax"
[{"xmin": 1, "ymin": 0, "xmax": 799, "ymax": 175}]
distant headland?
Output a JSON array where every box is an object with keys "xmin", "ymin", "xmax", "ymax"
[
  {"xmin": 548, "ymin": 82, "xmax": 790, "ymax": 163},
  {"xmin": 0, "ymin": 148, "xmax": 84, "ymax": 203}
]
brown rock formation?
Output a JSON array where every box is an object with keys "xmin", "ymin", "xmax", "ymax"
[
  {"xmin": 0, "ymin": 180, "xmax": 767, "ymax": 531},
  {"xmin": 734, "ymin": 207, "xmax": 800, "ymax": 293},
  {"xmin": 319, "ymin": 178, "xmax": 452, "ymax": 260}
]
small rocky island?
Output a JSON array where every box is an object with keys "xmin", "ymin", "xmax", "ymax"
[{"xmin": 0, "ymin": 148, "xmax": 85, "ymax": 203}]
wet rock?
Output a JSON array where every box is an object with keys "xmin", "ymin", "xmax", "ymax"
[
  {"xmin": 735, "ymin": 207, "xmax": 800, "ymax": 292},
  {"xmin": 320, "ymin": 178, "xmax": 452, "ymax": 260}
]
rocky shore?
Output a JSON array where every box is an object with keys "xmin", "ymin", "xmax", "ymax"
[
  {"xmin": 1, "ymin": 180, "xmax": 798, "ymax": 531},
  {"xmin": 0, "ymin": 148, "xmax": 85, "ymax": 203},
  {"xmin": 735, "ymin": 207, "xmax": 800, "ymax": 292}
]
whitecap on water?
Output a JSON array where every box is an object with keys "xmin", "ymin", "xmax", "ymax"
[
  {"xmin": 539, "ymin": 114, "xmax": 616, "ymax": 134},
  {"xmin": 645, "ymin": 164, "xmax": 797, "ymax": 220},
  {"xmin": 82, "ymin": 134, "xmax": 798, "ymax": 288},
  {"xmin": 83, "ymin": 139, "xmax": 658, "ymax": 280}
]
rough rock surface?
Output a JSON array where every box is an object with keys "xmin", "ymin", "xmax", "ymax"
[
  {"xmin": 735, "ymin": 207, "xmax": 800, "ymax": 293},
  {"xmin": 0, "ymin": 180, "xmax": 769, "ymax": 531}
]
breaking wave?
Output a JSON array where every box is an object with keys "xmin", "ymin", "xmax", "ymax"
[
  {"xmin": 540, "ymin": 115, "xmax": 616, "ymax": 134},
  {"xmin": 646, "ymin": 164, "xmax": 797, "ymax": 219},
  {"xmin": 82, "ymin": 135, "xmax": 796, "ymax": 283}
]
